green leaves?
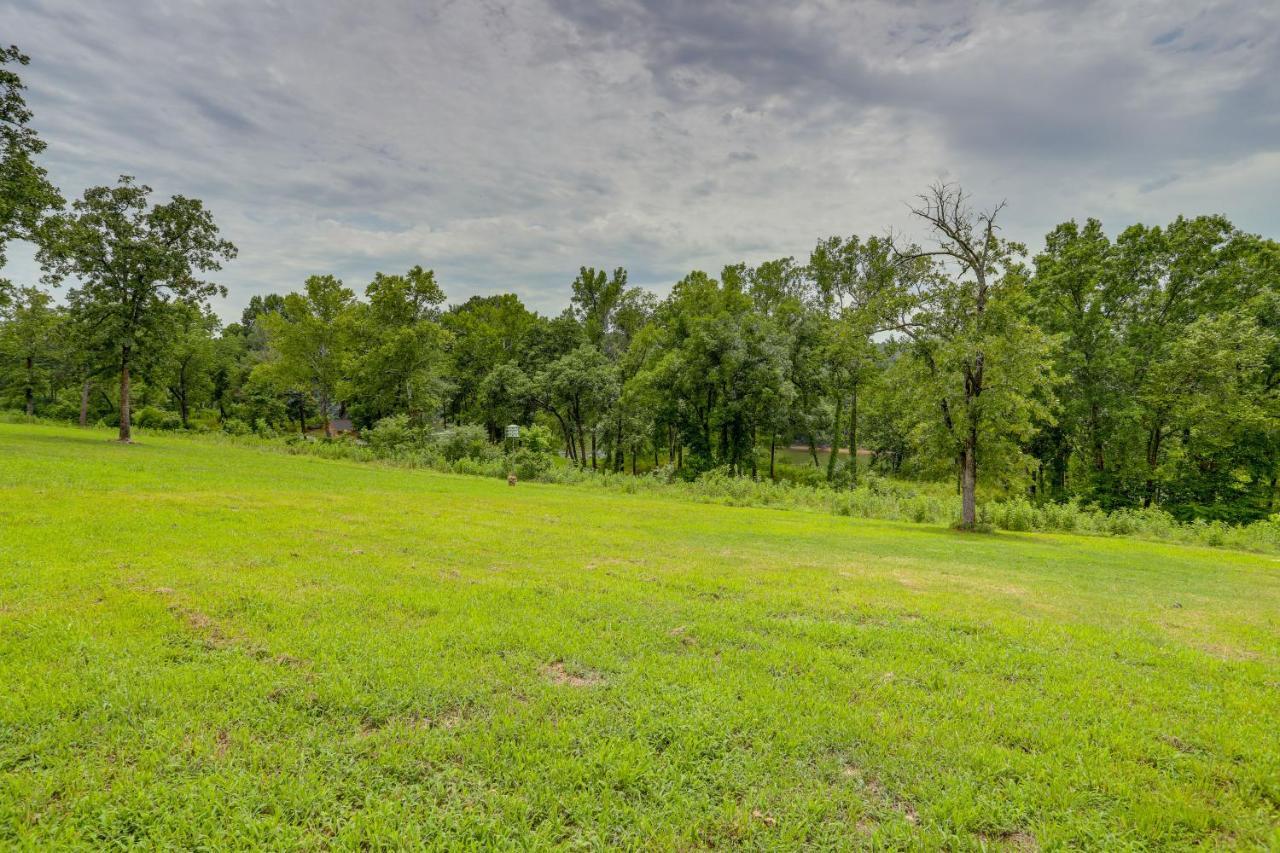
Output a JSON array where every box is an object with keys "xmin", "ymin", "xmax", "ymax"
[{"xmin": 0, "ymin": 45, "xmax": 62, "ymax": 268}]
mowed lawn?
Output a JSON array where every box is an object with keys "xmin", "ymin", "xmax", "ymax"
[{"xmin": 1, "ymin": 424, "xmax": 1278, "ymax": 850}]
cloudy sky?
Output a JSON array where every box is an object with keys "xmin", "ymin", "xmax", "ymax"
[{"xmin": 4, "ymin": 0, "xmax": 1278, "ymax": 320}]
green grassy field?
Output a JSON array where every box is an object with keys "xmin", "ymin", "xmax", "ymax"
[{"xmin": 1, "ymin": 422, "xmax": 1278, "ymax": 849}]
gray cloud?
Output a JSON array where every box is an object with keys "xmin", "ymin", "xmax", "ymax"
[{"xmin": 1, "ymin": 0, "xmax": 1277, "ymax": 321}]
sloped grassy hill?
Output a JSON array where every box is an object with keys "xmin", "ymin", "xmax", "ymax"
[{"xmin": 1, "ymin": 423, "xmax": 1277, "ymax": 849}]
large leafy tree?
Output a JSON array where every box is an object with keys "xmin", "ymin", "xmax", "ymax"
[
  {"xmin": 253, "ymin": 275, "xmax": 356, "ymax": 438},
  {"xmin": 628, "ymin": 269, "xmax": 791, "ymax": 476},
  {"xmin": 441, "ymin": 294, "xmax": 536, "ymax": 423},
  {"xmin": 158, "ymin": 302, "xmax": 219, "ymax": 428},
  {"xmin": 538, "ymin": 344, "xmax": 617, "ymax": 468},
  {"xmin": 808, "ymin": 234, "xmax": 902, "ymax": 484},
  {"xmin": 38, "ymin": 177, "xmax": 235, "ymax": 442},
  {"xmin": 1030, "ymin": 216, "xmax": 1280, "ymax": 517},
  {"xmin": 346, "ymin": 265, "xmax": 449, "ymax": 426},
  {"xmin": 891, "ymin": 184, "xmax": 1056, "ymax": 528},
  {"xmin": 0, "ymin": 45, "xmax": 62, "ymax": 287},
  {"xmin": 0, "ymin": 284, "xmax": 62, "ymax": 415},
  {"xmin": 570, "ymin": 266, "xmax": 626, "ymax": 353}
]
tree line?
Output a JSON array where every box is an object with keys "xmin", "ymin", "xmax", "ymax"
[{"xmin": 2, "ymin": 45, "xmax": 1278, "ymax": 527}]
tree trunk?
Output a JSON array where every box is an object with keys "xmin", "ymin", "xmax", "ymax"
[
  {"xmin": 848, "ymin": 384, "xmax": 858, "ymax": 487},
  {"xmin": 808, "ymin": 434, "xmax": 819, "ymax": 467},
  {"xmin": 178, "ymin": 393, "xmax": 190, "ymax": 429},
  {"xmin": 118, "ymin": 345, "xmax": 133, "ymax": 443},
  {"xmin": 575, "ymin": 408, "xmax": 587, "ymax": 469},
  {"xmin": 826, "ymin": 394, "xmax": 844, "ymax": 482},
  {"xmin": 960, "ymin": 437, "xmax": 977, "ymax": 529},
  {"xmin": 1144, "ymin": 423, "xmax": 1164, "ymax": 506},
  {"xmin": 769, "ymin": 433, "xmax": 776, "ymax": 481},
  {"xmin": 24, "ymin": 355, "xmax": 34, "ymax": 416},
  {"xmin": 547, "ymin": 408, "xmax": 576, "ymax": 463},
  {"xmin": 79, "ymin": 379, "xmax": 91, "ymax": 427},
  {"xmin": 590, "ymin": 428, "xmax": 597, "ymax": 470},
  {"xmin": 320, "ymin": 393, "xmax": 333, "ymax": 438}
]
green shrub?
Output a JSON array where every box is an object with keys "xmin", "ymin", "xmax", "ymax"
[
  {"xmin": 522, "ymin": 423, "xmax": 555, "ymax": 454},
  {"xmin": 135, "ymin": 406, "xmax": 182, "ymax": 430},
  {"xmin": 222, "ymin": 418, "xmax": 251, "ymax": 436},
  {"xmin": 190, "ymin": 410, "xmax": 221, "ymax": 432},
  {"xmin": 507, "ymin": 448, "xmax": 554, "ymax": 481},
  {"xmin": 366, "ymin": 414, "xmax": 417, "ymax": 456},
  {"xmin": 436, "ymin": 424, "xmax": 497, "ymax": 463}
]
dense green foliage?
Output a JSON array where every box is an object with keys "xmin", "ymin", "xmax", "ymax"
[
  {"xmin": 1, "ymin": 43, "xmax": 1277, "ymax": 524},
  {"xmin": 2, "ymin": 422, "xmax": 1277, "ymax": 848}
]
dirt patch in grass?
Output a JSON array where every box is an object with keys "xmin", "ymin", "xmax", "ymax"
[
  {"xmin": 841, "ymin": 763, "xmax": 918, "ymax": 826},
  {"xmin": 359, "ymin": 709, "xmax": 470, "ymax": 737},
  {"xmin": 979, "ymin": 829, "xmax": 1039, "ymax": 851},
  {"xmin": 1199, "ymin": 643, "xmax": 1262, "ymax": 661},
  {"xmin": 155, "ymin": 589, "xmax": 308, "ymax": 669},
  {"xmin": 542, "ymin": 660, "xmax": 605, "ymax": 687},
  {"xmin": 214, "ymin": 728, "xmax": 231, "ymax": 758},
  {"xmin": 669, "ymin": 625, "xmax": 697, "ymax": 646}
]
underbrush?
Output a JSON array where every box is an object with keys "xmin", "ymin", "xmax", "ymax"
[{"xmin": 7, "ymin": 410, "xmax": 1279, "ymax": 554}]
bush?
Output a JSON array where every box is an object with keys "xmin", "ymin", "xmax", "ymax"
[
  {"xmin": 521, "ymin": 423, "xmax": 555, "ymax": 454},
  {"xmin": 190, "ymin": 410, "xmax": 221, "ymax": 432},
  {"xmin": 135, "ymin": 406, "xmax": 182, "ymax": 431},
  {"xmin": 507, "ymin": 447, "xmax": 554, "ymax": 481},
  {"xmin": 366, "ymin": 414, "xmax": 418, "ymax": 456},
  {"xmin": 221, "ymin": 417, "xmax": 251, "ymax": 436},
  {"xmin": 774, "ymin": 461, "xmax": 828, "ymax": 489},
  {"xmin": 437, "ymin": 424, "xmax": 497, "ymax": 464}
]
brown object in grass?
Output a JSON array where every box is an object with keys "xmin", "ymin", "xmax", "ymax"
[{"xmin": 508, "ymin": 473, "xmax": 517, "ymax": 486}]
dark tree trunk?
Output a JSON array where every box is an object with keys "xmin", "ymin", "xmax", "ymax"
[
  {"xmin": 24, "ymin": 355, "xmax": 34, "ymax": 416},
  {"xmin": 808, "ymin": 434, "xmax": 819, "ymax": 467},
  {"xmin": 1144, "ymin": 423, "xmax": 1164, "ymax": 506},
  {"xmin": 1090, "ymin": 402, "xmax": 1105, "ymax": 472},
  {"xmin": 848, "ymin": 384, "xmax": 858, "ymax": 488},
  {"xmin": 79, "ymin": 379, "xmax": 91, "ymax": 427},
  {"xmin": 575, "ymin": 405, "xmax": 587, "ymax": 468},
  {"xmin": 769, "ymin": 433, "xmax": 776, "ymax": 481},
  {"xmin": 960, "ymin": 436, "xmax": 977, "ymax": 528},
  {"xmin": 546, "ymin": 407, "xmax": 576, "ymax": 463},
  {"xmin": 118, "ymin": 345, "xmax": 133, "ymax": 443},
  {"xmin": 826, "ymin": 394, "xmax": 843, "ymax": 482}
]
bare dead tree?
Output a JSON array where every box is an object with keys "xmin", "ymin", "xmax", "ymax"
[{"xmin": 888, "ymin": 182, "xmax": 1016, "ymax": 529}]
